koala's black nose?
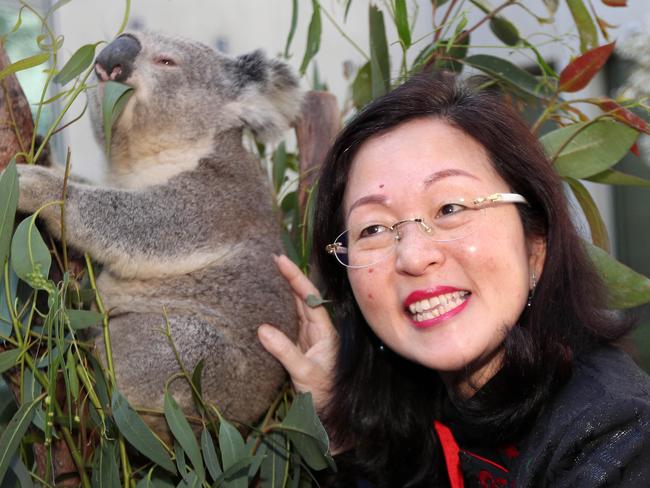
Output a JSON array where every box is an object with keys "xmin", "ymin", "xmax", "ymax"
[{"xmin": 95, "ymin": 34, "xmax": 141, "ymax": 82}]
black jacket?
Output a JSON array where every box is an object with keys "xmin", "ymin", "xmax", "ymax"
[{"xmin": 508, "ymin": 345, "xmax": 650, "ymax": 487}]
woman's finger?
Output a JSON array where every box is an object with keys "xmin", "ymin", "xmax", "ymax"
[{"xmin": 258, "ymin": 323, "xmax": 313, "ymax": 379}]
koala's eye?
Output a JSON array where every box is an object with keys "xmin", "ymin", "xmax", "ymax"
[{"xmin": 155, "ymin": 56, "xmax": 177, "ymax": 67}]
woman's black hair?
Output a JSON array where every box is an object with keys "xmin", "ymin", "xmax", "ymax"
[{"xmin": 312, "ymin": 72, "xmax": 632, "ymax": 487}]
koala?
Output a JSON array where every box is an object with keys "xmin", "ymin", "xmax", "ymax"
[{"xmin": 16, "ymin": 31, "xmax": 300, "ymax": 432}]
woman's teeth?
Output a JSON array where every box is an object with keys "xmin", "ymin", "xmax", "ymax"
[{"xmin": 408, "ymin": 291, "xmax": 469, "ymax": 322}]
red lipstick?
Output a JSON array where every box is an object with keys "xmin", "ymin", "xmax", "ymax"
[{"xmin": 403, "ymin": 286, "xmax": 470, "ymax": 329}]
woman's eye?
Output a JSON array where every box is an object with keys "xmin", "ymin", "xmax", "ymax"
[
  {"xmin": 155, "ymin": 57, "xmax": 177, "ymax": 67},
  {"xmin": 359, "ymin": 224, "xmax": 388, "ymax": 238},
  {"xmin": 437, "ymin": 203, "xmax": 466, "ymax": 217}
]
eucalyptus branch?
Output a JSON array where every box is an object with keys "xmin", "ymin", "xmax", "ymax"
[
  {"xmin": 531, "ymin": 92, "xmax": 560, "ymax": 134},
  {"xmin": 434, "ymin": 0, "xmax": 459, "ymax": 43},
  {"xmin": 1, "ymin": 79, "xmax": 28, "ymax": 157},
  {"xmin": 60, "ymin": 148, "xmax": 71, "ymax": 272},
  {"xmin": 457, "ymin": 0, "xmax": 517, "ymax": 46}
]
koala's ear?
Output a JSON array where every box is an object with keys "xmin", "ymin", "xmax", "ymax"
[{"xmin": 227, "ymin": 50, "xmax": 303, "ymax": 143}]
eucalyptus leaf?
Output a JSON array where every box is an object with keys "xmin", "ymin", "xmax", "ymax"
[
  {"xmin": 218, "ymin": 419, "xmax": 248, "ymax": 488},
  {"xmin": 190, "ymin": 358, "xmax": 205, "ymax": 412},
  {"xmin": 175, "ymin": 471, "xmax": 200, "ymax": 488},
  {"xmin": 489, "ymin": 16, "xmax": 520, "ymax": 46},
  {"xmin": 164, "ymin": 391, "xmax": 205, "ymax": 482},
  {"xmin": 65, "ymin": 309, "xmax": 103, "ymax": 329},
  {"xmin": 304, "ymin": 294, "xmax": 330, "ymax": 308},
  {"xmin": 0, "ymin": 266, "xmax": 18, "ymax": 338},
  {"xmin": 566, "ymin": 0, "xmax": 598, "ymax": 53},
  {"xmin": 53, "ymin": 43, "xmax": 98, "ymax": 85},
  {"xmin": 10, "ymin": 216, "xmax": 52, "ymax": 292},
  {"xmin": 0, "ymin": 399, "xmax": 38, "ymax": 484},
  {"xmin": 21, "ymin": 368, "xmax": 46, "ymax": 433},
  {"xmin": 102, "ymin": 81, "xmax": 134, "ymax": 156},
  {"xmin": 463, "ymin": 55, "xmax": 553, "ymax": 99},
  {"xmin": 299, "ymin": 0, "xmax": 322, "ymax": 75},
  {"xmin": 0, "ymin": 53, "xmax": 50, "ymax": 82},
  {"xmin": 0, "ymin": 162, "xmax": 18, "ymax": 271},
  {"xmin": 248, "ymin": 441, "xmax": 267, "ymax": 481},
  {"xmin": 394, "ymin": 0, "xmax": 411, "ymax": 48},
  {"xmin": 284, "ymin": 0, "xmax": 299, "ymax": 58},
  {"xmin": 65, "ymin": 348, "xmax": 79, "ymax": 400},
  {"xmin": 585, "ymin": 241, "xmax": 650, "ymax": 309},
  {"xmin": 586, "ymin": 169, "xmax": 650, "ymax": 187},
  {"xmin": 9, "ymin": 455, "xmax": 33, "ymax": 488},
  {"xmin": 0, "ymin": 349, "xmax": 20, "ymax": 374},
  {"xmin": 201, "ymin": 427, "xmax": 222, "ymax": 482},
  {"xmin": 272, "ymin": 142, "xmax": 288, "ymax": 194},
  {"xmin": 260, "ymin": 432, "xmax": 289, "ymax": 488},
  {"xmin": 352, "ymin": 61, "xmax": 372, "ymax": 109},
  {"xmin": 111, "ymin": 390, "xmax": 177, "ymax": 475},
  {"xmin": 214, "ymin": 456, "xmax": 254, "ymax": 486},
  {"xmin": 174, "ymin": 442, "xmax": 188, "ymax": 481},
  {"xmin": 369, "ymin": 4, "xmax": 390, "ymax": 98},
  {"xmin": 566, "ymin": 177, "xmax": 610, "ymax": 251},
  {"xmin": 91, "ymin": 440, "xmax": 121, "ymax": 488},
  {"xmin": 540, "ymin": 121, "xmax": 638, "ymax": 178},
  {"xmin": 278, "ymin": 393, "xmax": 332, "ymax": 471}
]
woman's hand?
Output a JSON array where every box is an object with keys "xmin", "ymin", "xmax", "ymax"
[{"xmin": 258, "ymin": 254, "xmax": 338, "ymax": 413}]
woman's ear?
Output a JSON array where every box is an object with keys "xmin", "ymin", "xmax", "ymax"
[{"xmin": 528, "ymin": 235, "xmax": 547, "ymax": 280}]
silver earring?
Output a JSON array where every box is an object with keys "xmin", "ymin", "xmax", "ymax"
[
  {"xmin": 527, "ymin": 271, "xmax": 537, "ymax": 307},
  {"xmin": 378, "ymin": 343, "xmax": 385, "ymax": 352}
]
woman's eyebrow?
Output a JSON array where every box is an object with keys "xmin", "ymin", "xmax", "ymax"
[
  {"xmin": 423, "ymin": 168, "xmax": 479, "ymax": 188},
  {"xmin": 347, "ymin": 194, "xmax": 388, "ymax": 218}
]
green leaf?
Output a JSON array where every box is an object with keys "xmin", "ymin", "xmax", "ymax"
[
  {"xmin": 0, "ymin": 399, "xmax": 38, "ymax": 484},
  {"xmin": 284, "ymin": 0, "xmax": 299, "ymax": 58},
  {"xmin": 260, "ymin": 432, "xmax": 289, "ymax": 488},
  {"xmin": 21, "ymin": 369, "xmax": 46, "ymax": 433},
  {"xmin": 522, "ymin": 40, "xmax": 558, "ymax": 78},
  {"xmin": 218, "ymin": 419, "xmax": 248, "ymax": 488},
  {"xmin": 489, "ymin": 16, "xmax": 520, "ymax": 46},
  {"xmin": 272, "ymin": 143, "xmax": 288, "ymax": 194},
  {"xmin": 11, "ymin": 216, "xmax": 52, "ymax": 292},
  {"xmin": 65, "ymin": 309, "xmax": 103, "ymax": 329},
  {"xmin": 565, "ymin": 178, "xmax": 609, "ymax": 251},
  {"xmin": 91, "ymin": 440, "xmax": 121, "ymax": 488},
  {"xmin": 369, "ymin": 4, "xmax": 390, "ymax": 99},
  {"xmin": 65, "ymin": 348, "xmax": 79, "ymax": 400},
  {"xmin": 0, "ymin": 162, "xmax": 19, "ymax": 271},
  {"xmin": 247, "ymin": 441, "xmax": 267, "ymax": 480},
  {"xmin": 102, "ymin": 81, "xmax": 134, "ymax": 156},
  {"xmin": 351, "ymin": 62, "xmax": 372, "ymax": 109},
  {"xmin": 111, "ymin": 390, "xmax": 177, "ymax": 475},
  {"xmin": 9, "ymin": 456, "xmax": 34, "ymax": 488},
  {"xmin": 567, "ymin": 0, "xmax": 598, "ymax": 53},
  {"xmin": 163, "ymin": 391, "xmax": 205, "ymax": 482},
  {"xmin": 304, "ymin": 294, "xmax": 330, "ymax": 308},
  {"xmin": 585, "ymin": 241, "xmax": 650, "ymax": 308},
  {"xmin": 53, "ymin": 43, "xmax": 98, "ymax": 85},
  {"xmin": 299, "ymin": 0, "xmax": 322, "ymax": 75},
  {"xmin": 434, "ymin": 33, "xmax": 471, "ymax": 74},
  {"xmin": 214, "ymin": 456, "xmax": 254, "ymax": 486},
  {"xmin": 201, "ymin": 428, "xmax": 222, "ymax": 482},
  {"xmin": 0, "ymin": 266, "xmax": 18, "ymax": 338},
  {"xmin": 190, "ymin": 358, "xmax": 205, "ymax": 413},
  {"xmin": 278, "ymin": 393, "xmax": 332, "ymax": 471},
  {"xmin": 0, "ymin": 53, "xmax": 50, "ymax": 82},
  {"xmin": 0, "ymin": 349, "xmax": 20, "ymax": 374},
  {"xmin": 174, "ymin": 441, "xmax": 188, "ymax": 479},
  {"xmin": 433, "ymin": 0, "xmax": 450, "ymax": 5},
  {"xmin": 585, "ymin": 169, "xmax": 650, "ymax": 187},
  {"xmin": 463, "ymin": 55, "xmax": 553, "ymax": 99},
  {"xmin": 394, "ymin": 0, "xmax": 411, "ymax": 48},
  {"xmin": 540, "ymin": 121, "xmax": 639, "ymax": 178}
]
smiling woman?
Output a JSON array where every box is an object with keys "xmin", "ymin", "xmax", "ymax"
[{"xmin": 258, "ymin": 72, "xmax": 650, "ymax": 487}]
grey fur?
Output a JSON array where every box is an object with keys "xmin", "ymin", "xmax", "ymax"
[{"xmin": 16, "ymin": 31, "xmax": 301, "ymax": 431}]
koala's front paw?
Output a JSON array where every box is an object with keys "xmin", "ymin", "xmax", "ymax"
[{"xmin": 16, "ymin": 164, "xmax": 64, "ymax": 223}]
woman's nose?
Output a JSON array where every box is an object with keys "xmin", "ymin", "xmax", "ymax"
[{"xmin": 393, "ymin": 225, "xmax": 445, "ymax": 275}]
